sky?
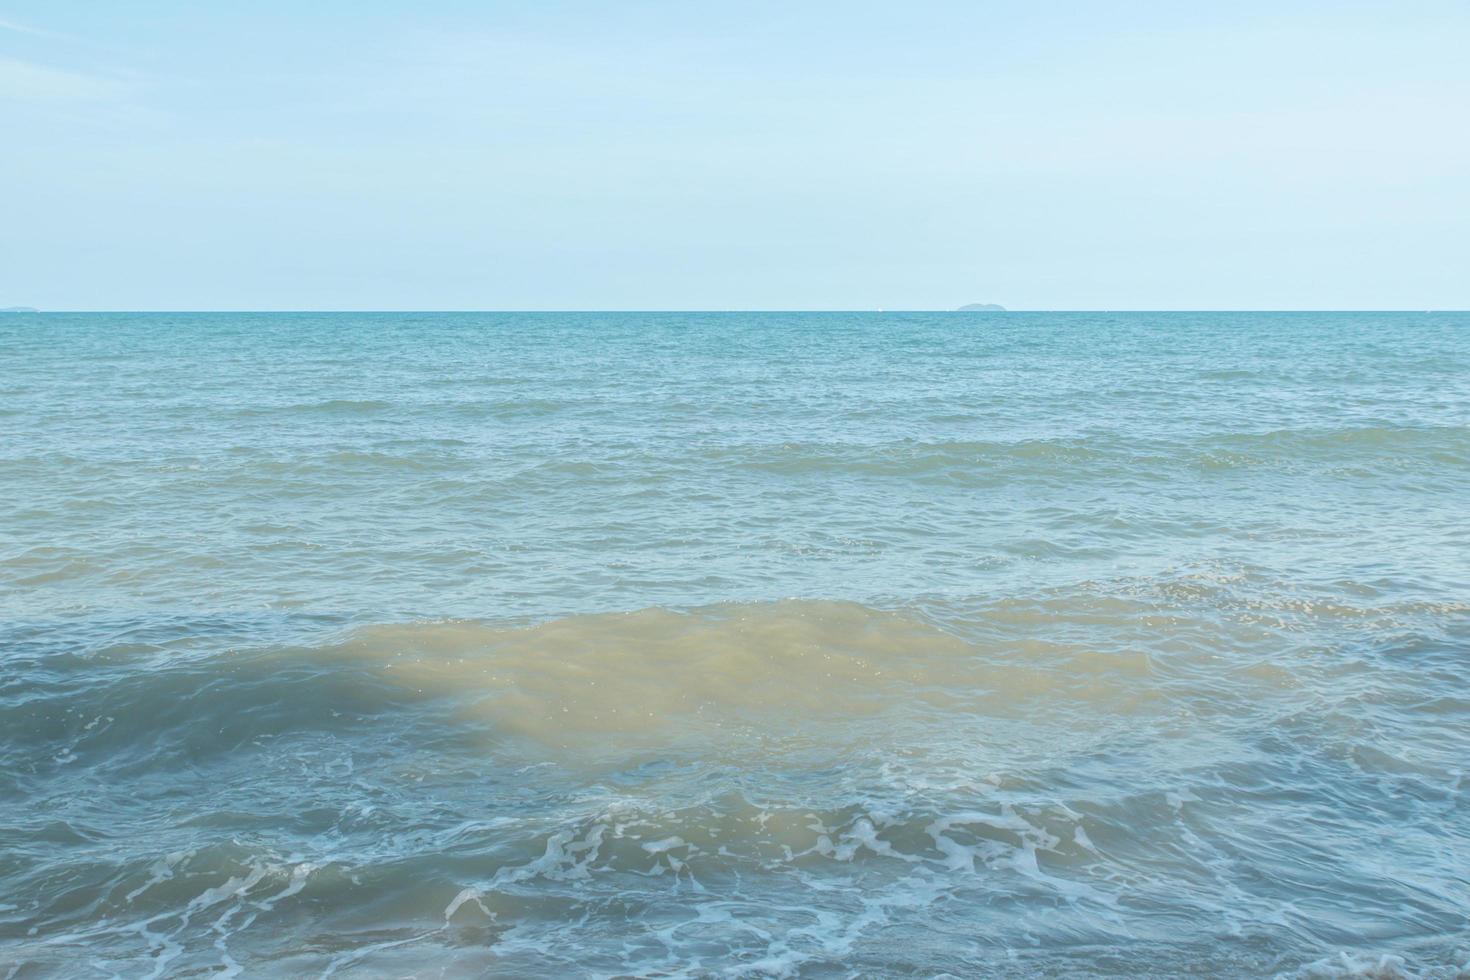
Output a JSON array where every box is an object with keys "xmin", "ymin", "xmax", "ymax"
[{"xmin": 1, "ymin": 1, "xmax": 1467, "ymax": 311}]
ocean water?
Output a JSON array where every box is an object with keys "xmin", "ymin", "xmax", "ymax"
[{"xmin": 2, "ymin": 311, "xmax": 1468, "ymax": 978}]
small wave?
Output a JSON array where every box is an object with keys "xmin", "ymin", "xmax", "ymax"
[
  {"xmin": 700, "ymin": 439, "xmax": 1115, "ymax": 478},
  {"xmin": 224, "ymin": 398, "xmax": 395, "ymax": 417},
  {"xmin": 294, "ymin": 398, "xmax": 393, "ymax": 413},
  {"xmin": 1287, "ymin": 951, "xmax": 1416, "ymax": 979},
  {"xmin": 1195, "ymin": 425, "xmax": 1470, "ymax": 469}
]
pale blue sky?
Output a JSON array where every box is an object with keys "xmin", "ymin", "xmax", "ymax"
[{"xmin": 2, "ymin": 1, "xmax": 1467, "ymax": 310}]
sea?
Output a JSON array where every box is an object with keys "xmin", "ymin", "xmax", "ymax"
[{"xmin": 2, "ymin": 311, "xmax": 1467, "ymax": 978}]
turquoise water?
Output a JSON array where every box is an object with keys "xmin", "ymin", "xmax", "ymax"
[{"xmin": 2, "ymin": 312, "xmax": 1468, "ymax": 977}]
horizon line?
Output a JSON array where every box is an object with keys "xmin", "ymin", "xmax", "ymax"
[{"xmin": 3, "ymin": 308, "xmax": 1464, "ymax": 315}]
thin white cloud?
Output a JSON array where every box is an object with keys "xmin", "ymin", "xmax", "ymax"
[
  {"xmin": 0, "ymin": 15, "xmax": 76, "ymax": 41},
  {"xmin": 0, "ymin": 56, "xmax": 126, "ymax": 102}
]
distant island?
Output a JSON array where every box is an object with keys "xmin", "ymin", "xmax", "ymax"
[
  {"xmin": 1, "ymin": 306, "xmax": 39, "ymax": 313},
  {"xmin": 956, "ymin": 303, "xmax": 1006, "ymax": 312}
]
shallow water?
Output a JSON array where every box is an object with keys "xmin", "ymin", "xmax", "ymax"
[{"xmin": 2, "ymin": 312, "xmax": 1468, "ymax": 977}]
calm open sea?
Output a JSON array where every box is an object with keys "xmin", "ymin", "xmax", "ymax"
[{"xmin": 2, "ymin": 312, "xmax": 1468, "ymax": 977}]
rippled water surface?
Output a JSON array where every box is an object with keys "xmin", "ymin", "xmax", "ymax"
[{"xmin": 2, "ymin": 312, "xmax": 1468, "ymax": 977}]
